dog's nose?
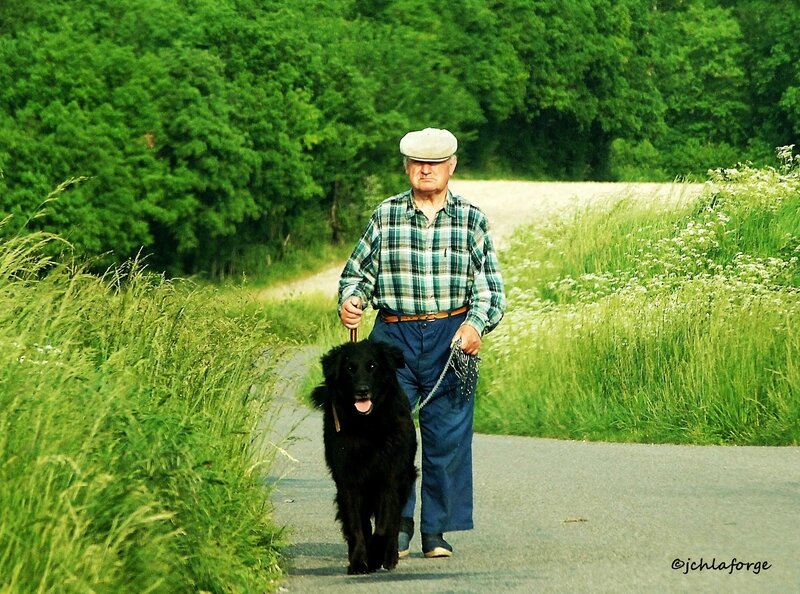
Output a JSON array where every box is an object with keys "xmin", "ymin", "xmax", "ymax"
[{"xmin": 355, "ymin": 386, "xmax": 370, "ymax": 398}]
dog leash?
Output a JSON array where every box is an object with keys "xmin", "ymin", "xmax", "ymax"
[
  {"xmin": 413, "ymin": 338, "xmax": 480, "ymax": 414},
  {"xmin": 330, "ymin": 326, "xmax": 358, "ymax": 433}
]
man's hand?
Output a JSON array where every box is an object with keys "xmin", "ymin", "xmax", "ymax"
[
  {"xmin": 340, "ymin": 296, "xmax": 363, "ymax": 329},
  {"xmin": 452, "ymin": 323, "xmax": 481, "ymax": 356}
]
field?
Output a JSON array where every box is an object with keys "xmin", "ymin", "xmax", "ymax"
[{"xmin": 477, "ymin": 166, "xmax": 800, "ymax": 444}]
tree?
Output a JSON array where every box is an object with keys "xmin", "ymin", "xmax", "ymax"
[
  {"xmin": 476, "ymin": 0, "xmax": 664, "ymax": 179},
  {"xmin": 725, "ymin": 0, "xmax": 800, "ymax": 156},
  {"xmin": 648, "ymin": 1, "xmax": 749, "ymax": 175}
]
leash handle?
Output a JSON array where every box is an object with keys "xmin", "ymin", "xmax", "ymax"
[
  {"xmin": 348, "ymin": 298, "xmax": 361, "ymax": 343},
  {"xmin": 413, "ymin": 338, "xmax": 465, "ymax": 413}
]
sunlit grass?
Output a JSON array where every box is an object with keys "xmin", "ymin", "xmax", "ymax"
[
  {"xmin": 0, "ymin": 225, "xmax": 286, "ymax": 591},
  {"xmin": 478, "ymin": 149, "xmax": 800, "ymax": 444}
]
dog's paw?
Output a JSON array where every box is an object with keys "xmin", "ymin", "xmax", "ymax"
[
  {"xmin": 382, "ymin": 551, "xmax": 399, "ymax": 571},
  {"xmin": 347, "ymin": 559, "xmax": 371, "ymax": 575}
]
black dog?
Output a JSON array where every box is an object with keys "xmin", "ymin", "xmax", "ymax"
[{"xmin": 310, "ymin": 339, "xmax": 417, "ymax": 574}]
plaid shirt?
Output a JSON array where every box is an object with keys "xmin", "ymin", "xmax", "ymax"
[{"xmin": 339, "ymin": 190, "xmax": 505, "ymax": 335}]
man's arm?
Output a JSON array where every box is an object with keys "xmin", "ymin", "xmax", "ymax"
[
  {"xmin": 463, "ymin": 212, "xmax": 506, "ymax": 340},
  {"xmin": 338, "ymin": 215, "xmax": 380, "ymax": 329}
]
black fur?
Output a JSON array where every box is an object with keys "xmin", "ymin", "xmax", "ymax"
[{"xmin": 310, "ymin": 339, "xmax": 417, "ymax": 574}]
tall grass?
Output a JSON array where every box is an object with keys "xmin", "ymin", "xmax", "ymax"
[
  {"xmin": 0, "ymin": 225, "xmax": 285, "ymax": 591},
  {"xmin": 478, "ymin": 148, "xmax": 800, "ymax": 444},
  {"xmin": 244, "ymin": 293, "xmax": 347, "ymax": 347}
]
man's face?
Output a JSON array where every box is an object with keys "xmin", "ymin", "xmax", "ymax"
[{"xmin": 405, "ymin": 157, "xmax": 457, "ymax": 196}]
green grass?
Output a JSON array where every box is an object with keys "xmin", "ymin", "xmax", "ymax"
[
  {"xmin": 477, "ymin": 279, "xmax": 799, "ymax": 444},
  {"xmin": 241, "ymin": 293, "xmax": 346, "ymax": 346},
  {"xmin": 242, "ymin": 241, "xmax": 354, "ymax": 287},
  {"xmin": 477, "ymin": 152, "xmax": 800, "ymax": 444},
  {"xmin": 0, "ymin": 226, "xmax": 286, "ymax": 591}
]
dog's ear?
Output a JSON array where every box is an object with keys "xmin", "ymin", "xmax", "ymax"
[
  {"xmin": 380, "ymin": 342, "xmax": 406, "ymax": 370},
  {"xmin": 310, "ymin": 385, "xmax": 328, "ymax": 408},
  {"xmin": 320, "ymin": 344, "xmax": 343, "ymax": 382}
]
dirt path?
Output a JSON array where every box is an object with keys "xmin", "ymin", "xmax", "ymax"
[
  {"xmin": 258, "ymin": 181, "xmax": 799, "ymax": 593},
  {"xmin": 258, "ymin": 180, "xmax": 702, "ymax": 300}
]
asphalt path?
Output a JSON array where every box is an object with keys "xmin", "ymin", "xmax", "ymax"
[{"xmin": 260, "ymin": 349, "xmax": 800, "ymax": 594}]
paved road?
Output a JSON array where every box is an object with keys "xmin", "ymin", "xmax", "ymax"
[
  {"xmin": 260, "ymin": 350, "xmax": 799, "ymax": 594},
  {"xmin": 258, "ymin": 181, "xmax": 795, "ymax": 592}
]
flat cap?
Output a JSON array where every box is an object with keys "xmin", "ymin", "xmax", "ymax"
[{"xmin": 399, "ymin": 128, "xmax": 457, "ymax": 162}]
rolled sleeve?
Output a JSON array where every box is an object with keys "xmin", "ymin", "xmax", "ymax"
[
  {"xmin": 337, "ymin": 215, "xmax": 380, "ymax": 313},
  {"xmin": 466, "ymin": 216, "xmax": 506, "ymax": 335}
]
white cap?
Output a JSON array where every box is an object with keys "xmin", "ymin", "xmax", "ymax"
[{"xmin": 399, "ymin": 128, "xmax": 458, "ymax": 162}]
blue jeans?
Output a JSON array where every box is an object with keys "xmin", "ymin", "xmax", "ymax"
[{"xmin": 370, "ymin": 311, "xmax": 475, "ymax": 534}]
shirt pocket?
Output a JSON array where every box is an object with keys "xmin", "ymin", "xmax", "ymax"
[{"xmin": 439, "ymin": 243, "xmax": 470, "ymax": 277}]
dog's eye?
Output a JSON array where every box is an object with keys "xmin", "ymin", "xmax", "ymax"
[
  {"xmin": 368, "ymin": 361, "xmax": 375, "ymax": 371},
  {"xmin": 346, "ymin": 363, "xmax": 355, "ymax": 373}
]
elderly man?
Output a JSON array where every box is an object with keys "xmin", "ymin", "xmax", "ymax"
[{"xmin": 338, "ymin": 127, "xmax": 505, "ymax": 558}]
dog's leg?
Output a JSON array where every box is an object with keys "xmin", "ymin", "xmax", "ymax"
[
  {"xmin": 337, "ymin": 490, "xmax": 370, "ymax": 574},
  {"xmin": 370, "ymin": 490, "xmax": 400, "ymax": 571},
  {"xmin": 361, "ymin": 506, "xmax": 373, "ymax": 545},
  {"xmin": 365, "ymin": 499, "xmax": 385, "ymax": 572},
  {"xmin": 377, "ymin": 457, "xmax": 417, "ymax": 570}
]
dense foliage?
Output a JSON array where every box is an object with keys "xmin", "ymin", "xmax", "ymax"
[{"xmin": 1, "ymin": 0, "xmax": 798, "ymax": 275}]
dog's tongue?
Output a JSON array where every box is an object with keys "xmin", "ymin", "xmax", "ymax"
[{"xmin": 355, "ymin": 400, "xmax": 373, "ymax": 414}]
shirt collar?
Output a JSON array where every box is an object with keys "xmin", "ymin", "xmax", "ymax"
[{"xmin": 403, "ymin": 190, "xmax": 456, "ymax": 220}]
